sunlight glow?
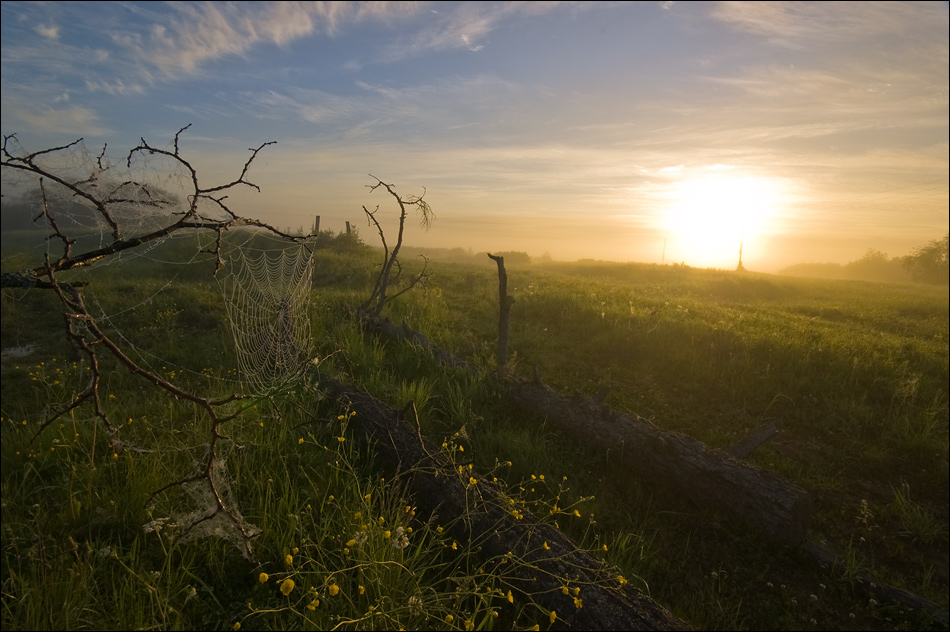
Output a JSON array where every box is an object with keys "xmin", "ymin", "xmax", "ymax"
[{"xmin": 661, "ymin": 176, "xmax": 783, "ymax": 268}]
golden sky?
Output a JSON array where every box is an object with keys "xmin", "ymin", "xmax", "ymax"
[{"xmin": 2, "ymin": 1, "xmax": 947, "ymax": 271}]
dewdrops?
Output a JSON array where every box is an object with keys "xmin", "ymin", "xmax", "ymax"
[{"xmin": 280, "ymin": 578, "xmax": 295, "ymax": 596}]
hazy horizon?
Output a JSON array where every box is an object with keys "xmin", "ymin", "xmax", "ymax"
[{"xmin": 2, "ymin": 1, "xmax": 947, "ymax": 273}]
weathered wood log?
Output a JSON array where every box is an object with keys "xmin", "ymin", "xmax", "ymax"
[
  {"xmin": 507, "ymin": 379, "xmax": 813, "ymax": 547},
  {"xmin": 799, "ymin": 540, "xmax": 949, "ymax": 627},
  {"xmin": 312, "ymin": 369, "xmax": 691, "ymax": 631}
]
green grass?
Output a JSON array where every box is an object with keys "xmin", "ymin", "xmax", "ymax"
[{"xmin": 2, "ymin": 233, "xmax": 947, "ymax": 630}]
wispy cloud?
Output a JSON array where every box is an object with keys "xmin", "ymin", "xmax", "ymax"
[
  {"xmin": 710, "ymin": 1, "xmax": 945, "ymax": 49},
  {"xmin": 380, "ymin": 1, "xmax": 569, "ymax": 61},
  {"xmin": 135, "ymin": 2, "xmax": 424, "ymax": 78},
  {"xmin": 34, "ymin": 24, "xmax": 58, "ymax": 40},
  {"xmin": 4, "ymin": 102, "xmax": 107, "ymax": 136}
]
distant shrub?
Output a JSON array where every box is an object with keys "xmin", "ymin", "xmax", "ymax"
[{"xmin": 492, "ymin": 250, "xmax": 531, "ymax": 265}]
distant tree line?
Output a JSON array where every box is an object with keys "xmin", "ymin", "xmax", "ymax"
[{"xmin": 779, "ymin": 233, "xmax": 949, "ymax": 285}]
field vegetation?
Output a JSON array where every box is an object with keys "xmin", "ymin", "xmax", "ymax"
[{"xmin": 2, "ymin": 223, "xmax": 947, "ymax": 630}]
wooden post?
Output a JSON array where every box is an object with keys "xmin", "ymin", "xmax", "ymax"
[
  {"xmin": 487, "ymin": 253, "xmax": 515, "ymax": 378},
  {"xmin": 345, "ymin": 221, "xmax": 352, "ymax": 235},
  {"xmin": 313, "ymin": 215, "xmax": 320, "ymax": 234}
]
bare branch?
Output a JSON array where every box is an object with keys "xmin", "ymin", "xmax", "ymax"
[{"xmin": 359, "ymin": 176, "xmax": 435, "ymax": 318}]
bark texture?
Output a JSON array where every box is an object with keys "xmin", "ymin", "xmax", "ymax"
[
  {"xmin": 313, "ymin": 370, "xmax": 691, "ymax": 631},
  {"xmin": 507, "ymin": 379, "xmax": 813, "ymax": 547}
]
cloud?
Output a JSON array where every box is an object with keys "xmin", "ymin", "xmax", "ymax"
[
  {"xmin": 4, "ymin": 102, "xmax": 107, "ymax": 136},
  {"xmin": 379, "ymin": 1, "xmax": 568, "ymax": 61},
  {"xmin": 711, "ymin": 1, "xmax": 947, "ymax": 49},
  {"xmin": 34, "ymin": 24, "xmax": 58, "ymax": 39},
  {"xmin": 85, "ymin": 79, "xmax": 145, "ymax": 96},
  {"xmin": 133, "ymin": 1, "xmax": 425, "ymax": 78}
]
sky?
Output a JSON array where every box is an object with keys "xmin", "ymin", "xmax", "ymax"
[{"xmin": 1, "ymin": 1, "xmax": 948, "ymax": 271}]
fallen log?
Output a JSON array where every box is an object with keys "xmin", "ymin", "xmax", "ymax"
[
  {"xmin": 798, "ymin": 540, "xmax": 949, "ymax": 628},
  {"xmin": 311, "ymin": 369, "xmax": 690, "ymax": 631},
  {"xmin": 507, "ymin": 379, "xmax": 813, "ymax": 547}
]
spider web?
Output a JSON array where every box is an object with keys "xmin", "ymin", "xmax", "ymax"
[{"xmin": 219, "ymin": 242, "xmax": 316, "ymax": 394}]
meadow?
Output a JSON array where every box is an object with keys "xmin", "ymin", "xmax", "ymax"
[{"xmin": 1, "ymin": 229, "xmax": 947, "ymax": 630}]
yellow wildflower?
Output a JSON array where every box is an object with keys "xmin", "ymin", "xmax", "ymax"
[
  {"xmin": 328, "ymin": 584, "xmax": 340, "ymax": 596},
  {"xmin": 258, "ymin": 572, "xmax": 269, "ymax": 584},
  {"xmin": 232, "ymin": 623, "xmax": 241, "ymax": 631},
  {"xmin": 293, "ymin": 547, "xmax": 299, "ymax": 554},
  {"xmin": 561, "ymin": 586, "xmax": 569, "ymax": 595},
  {"xmin": 298, "ymin": 438, "xmax": 304, "ymax": 444},
  {"xmin": 383, "ymin": 530, "xmax": 391, "ymax": 539},
  {"xmin": 507, "ymin": 590, "xmax": 514, "ymax": 603},
  {"xmin": 346, "ymin": 539, "xmax": 356, "ymax": 547},
  {"xmin": 549, "ymin": 611, "xmax": 557, "ymax": 624},
  {"xmin": 543, "ymin": 541, "xmax": 550, "ymax": 551},
  {"xmin": 280, "ymin": 578, "xmax": 295, "ymax": 596},
  {"xmin": 451, "ymin": 541, "xmax": 458, "ymax": 550},
  {"xmin": 307, "ymin": 599, "xmax": 319, "ymax": 611},
  {"xmin": 359, "ymin": 585, "xmax": 365, "ymax": 595},
  {"xmin": 285, "ymin": 554, "xmax": 293, "ymax": 565},
  {"xmin": 445, "ymin": 614, "xmax": 454, "ymax": 624},
  {"xmin": 573, "ymin": 509, "xmax": 581, "ymax": 517}
]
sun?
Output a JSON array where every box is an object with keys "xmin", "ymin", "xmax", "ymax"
[{"xmin": 661, "ymin": 176, "xmax": 781, "ymax": 268}]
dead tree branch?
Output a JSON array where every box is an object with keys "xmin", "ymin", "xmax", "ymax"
[
  {"xmin": 0, "ymin": 126, "xmax": 299, "ymax": 560},
  {"xmin": 359, "ymin": 175, "xmax": 434, "ymax": 318}
]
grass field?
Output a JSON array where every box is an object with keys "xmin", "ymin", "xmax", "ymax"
[{"xmin": 2, "ymin": 229, "xmax": 947, "ymax": 630}]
